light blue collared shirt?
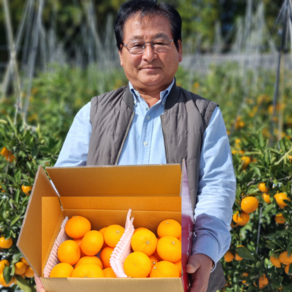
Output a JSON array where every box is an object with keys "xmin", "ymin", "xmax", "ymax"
[{"xmin": 55, "ymin": 80, "xmax": 236, "ymax": 265}]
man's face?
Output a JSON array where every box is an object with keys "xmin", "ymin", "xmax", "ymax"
[{"xmin": 118, "ymin": 13, "xmax": 182, "ymax": 92}]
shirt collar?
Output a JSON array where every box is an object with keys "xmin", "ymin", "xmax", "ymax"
[{"xmin": 129, "ymin": 78, "xmax": 175, "ymax": 107}]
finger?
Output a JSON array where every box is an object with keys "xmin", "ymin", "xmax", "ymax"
[
  {"xmin": 34, "ymin": 274, "xmax": 46, "ymax": 292},
  {"xmin": 186, "ymin": 254, "xmax": 200, "ymax": 274},
  {"xmin": 189, "ymin": 266, "xmax": 210, "ymax": 292}
]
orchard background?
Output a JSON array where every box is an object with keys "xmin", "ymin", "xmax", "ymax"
[{"xmin": 0, "ymin": 0, "xmax": 292, "ymax": 291}]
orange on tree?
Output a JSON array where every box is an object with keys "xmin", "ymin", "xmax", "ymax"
[
  {"xmin": 279, "ymin": 251, "xmax": 292, "ymax": 265},
  {"xmin": 274, "ymin": 193, "xmax": 291, "ymax": 209},
  {"xmin": 21, "ymin": 257, "xmax": 29, "ymax": 265},
  {"xmin": 131, "ymin": 228, "xmax": 157, "ymax": 256},
  {"xmin": 80, "ymin": 230, "xmax": 103, "ymax": 256},
  {"xmin": 0, "ymin": 236, "xmax": 13, "ymax": 249},
  {"xmin": 275, "ymin": 214, "xmax": 286, "ymax": 224},
  {"xmin": 65, "ymin": 215, "xmax": 91, "ymax": 239},
  {"xmin": 72, "ymin": 264, "xmax": 104, "ymax": 278},
  {"xmin": 50, "ymin": 263, "xmax": 74, "ymax": 278},
  {"xmin": 241, "ymin": 156, "xmax": 251, "ymax": 169},
  {"xmin": 21, "ymin": 185, "xmax": 32, "ymax": 195},
  {"xmin": 157, "ymin": 236, "xmax": 181, "ymax": 263},
  {"xmin": 258, "ymin": 274, "xmax": 269, "ymax": 290},
  {"xmin": 258, "ymin": 182, "xmax": 269, "ymax": 193},
  {"xmin": 24, "ymin": 266, "xmax": 34, "ymax": 278},
  {"xmin": 124, "ymin": 251, "xmax": 152, "ymax": 278},
  {"xmin": 270, "ymin": 255, "xmax": 281, "ymax": 268},
  {"xmin": 75, "ymin": 256, "xmax": 103, "ymax": 270},
  {"xmin": 150, "ymin": 261, "xmax": 180, "ymax": 278},
  {"xmin": 14, "ymin": 262, "xmax": 27, "ymax": 275},
  {"xmin": 174, "ymin": 260, "xmax": 182, "ymax": 276},
  {"xmin": 157, "ymin": 219, "xmax": 181, "ymax": 239},
  {"xmin": 235, "ymin": 246, "xmax": 243, "ymax": 261},
  {"xmin": 100, "ymin": 246, "xmax": 114, "ymax": 268},
  {"xmin": 0, "ymin": 147, "xmax": 15, "ymax": 162},
  {"xmin": 0, "ymin": 272, "xmax": 14, "ymax": 287},
  {"xmin": 104, "ymin": 225, "xmax": 125, "ymax": 248},
  {"xmin": 262, "ymin": 193, "xmax": 271, "ymax": 204},
  {"xmin": 232, "ymin": 211, "xmax": 250, "ymax": 226},
  {"xmin": 285, "ymin": 265, "xmax": 292, "ymax": 275},
  {"xmin": 241, "ymin": 196, "xmax": 259, "ymax": 213},
  {"xmin": 0, "ymin": 259, "xmax": 9, "ymax": 273},
  {"xmin": 103, "ymin": 267, "xmax": 117, "ymax": 278},
  {"xmin": 224, "ymin": 251, "xmax": 234, "ymax": 262},
  {"xmin": 58, "ymin": 240, "xmax": 80, "ymax": 265},
  {"xmin": 242, "ymin": 273, "xmax": 249, "ymax": 285}
]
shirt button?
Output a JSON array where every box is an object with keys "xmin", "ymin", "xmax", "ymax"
[
  {"xmin": 143, "ymin": 142, "xmax": 148, "ymax": 146},
  {"xmin": 147, "ymin": 116, "xmax": 150, "ymax": 120}
]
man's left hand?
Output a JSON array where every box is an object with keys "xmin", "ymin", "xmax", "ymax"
[{"xmin": 186, "ymin": 253, "xmax": 214, "ymax": 292}]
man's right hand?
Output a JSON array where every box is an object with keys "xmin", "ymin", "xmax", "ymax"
[{"xmin": 34, "ymin": 275, "xmax": 46, "ymax": 292}]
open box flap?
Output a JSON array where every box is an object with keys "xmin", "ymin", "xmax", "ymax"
[
  {"xmin": 46, "ymin": 164, "xmax": 182, "ymax": 197},
  {"xmin": 17, "ymin": 166, "xmax": 61, "ymax": 276}
]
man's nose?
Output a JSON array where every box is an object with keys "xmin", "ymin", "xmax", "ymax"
[{"xmin": 142, "ymin": 43, "xmax": 157, "ymax": 61}]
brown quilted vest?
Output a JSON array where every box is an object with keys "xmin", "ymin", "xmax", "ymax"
[{"xmin": 86, "ymin": 81, "xmax": 226, "ymax": 291}]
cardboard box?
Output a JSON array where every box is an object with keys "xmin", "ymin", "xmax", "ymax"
[{"xmin": 17, "ymin": 163, "xmax": 194, "ymax": 292}]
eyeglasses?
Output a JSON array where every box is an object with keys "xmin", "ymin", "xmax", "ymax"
[{"xmin": 123, "ymin": 38, "xmax": 174, "ymax": 55}]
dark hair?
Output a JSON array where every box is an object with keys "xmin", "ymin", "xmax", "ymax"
[{"xmin": 115, "ymin": 0, "xmax": 182, "ymax": 51}]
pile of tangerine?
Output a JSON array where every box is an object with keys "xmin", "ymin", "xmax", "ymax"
[{"xmin": 50, "ymin": 216, "xmax": 182, "ymax": 278}]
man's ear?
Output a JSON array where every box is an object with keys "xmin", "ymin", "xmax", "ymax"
[
  {"xmin": 118, "ymin": 49, "xmax": 124, "ymax": 67},
  {"xmin": 178, "ymin": 40, "xmax": 182, "ymax": 63}
]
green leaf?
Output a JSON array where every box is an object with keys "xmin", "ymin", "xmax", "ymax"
[
  {"xmin": 10, "ymin": 214, "xmax": 21, "ymax": 226},
  {"xmin": 241, "ymin": 170, "xmax": 254, "ymax": 184},
  {"xmin": 262, "ymin": 204, "xmax": 274, "ymax": 216},
  {"xmin": 236, "ymin": 246, "xmax": 256, "ymax": 261},
  {"xmin": 3, "ymin": 265, "xmax": 12, "ymax": 284},
  {"xmin": 16, "ymin": 275, "xmax": 33, "ymax": 292}
]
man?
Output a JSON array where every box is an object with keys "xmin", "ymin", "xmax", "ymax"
[{"xmin": 35, "ymin": 1, "xmax": 235, "ymax": 291}]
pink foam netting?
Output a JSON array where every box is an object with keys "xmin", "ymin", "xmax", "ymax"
[
  {"xmin": 43, "ymin": 217, "xmax": 69, "ymax": 277},
  {"xmin": 110, "ymin": 209, "xmax": 135, "ymax": 278}
]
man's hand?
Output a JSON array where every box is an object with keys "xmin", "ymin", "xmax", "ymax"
[
  {"xmin": 186, "ymin": 253, "xmax": 214, "ymax": 292},
  {"xmin": 34, "ymin": 275, "xmax": 46, "ymax": 292}
]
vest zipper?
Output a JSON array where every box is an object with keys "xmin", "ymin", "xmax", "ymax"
[
  {"xmin": 115, "ymin": 111, "xmax": 135, "ymax": 165},
  {"xmin": 160, "ymin": 115, "xmax": 169, "ymax": 162}
]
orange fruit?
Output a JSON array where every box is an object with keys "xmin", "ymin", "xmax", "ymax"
[
  {"xmin": 274, "ymin": 193, "xmax": 291, "ymax": 209},
  {"xmin": 134, "ymin": 227, "xmax": 148, "ymax": 234},
  {"xmin": 157, "ymin": 236, "xmax": 181, "ymax": 263},
  {"xmin": 131, "ymin": 229, "xmax": 157, "ymax": 256},
  {"xmin": 262, "ymin": 193, "xmax": 271, "ymax": 204},
  {"xmin": 149, "ymin": 255, "xmax": 159, "ymax": 268},
  {"xmin": 81, "ymin": 230, "xmax": 103, "ymax": 256},
  {"xmin": 241, "ymin": 156, "xmax": 251, "ymax": 169},
  {"xmin": 0, "ymin": 260, "xmax": 9, "ymax": 273},
  {"xmin": 242, "ymin": 272, "xmax": 248, "ymax": 285},
  {"xmin": 270, "ymin": 255, "xmax": 281, "ymax": 268},
  {"xmin": 150, "ymin": 261, "xmax": 180, "ymax": 278},
  {"xmin": 58, "ymin": 240, "xmax": 80, "ymax": 265},
  {"xmin": 73, "ymin": 238, "xmax": 86, "ymax": 257},
  {"xmin": 224, "ymin": 251, "xmax": 234, "ymax": 262},
  {"xmin": 99, "ymin": 227, "xmax": 109, "ymax": 248},
  {"xmin": 21, "ymin": 185, "xmax": 32, "ymax": 195},
  {"xmin": 124, "ymin": 251, "xmax": 152, "ymax": 278},
  {"xmin": 0, "ymin": 236, "xmax": 13, "ymax": 249},
  {"xmin": 241, "ymin": 196, "xmax": 259, "ymax": 213},
  {"xmin": 50, "ymin": 263, "xmax": 74, "ymax": 277},
  {"xmin": 0, "ymin": 147, "xmax": 10, "ymax": 157},
  {"xmin": 14, "ymin": 262, "xmax": 27, "ymax": 275},
  {"xmin": 258, "ymin": 182, "xmax": 269, "ymax": 193},
  {"xmin": 275, "ymin": 214, "xmax": 286, "ymax": 224},
  {"xmin": 100, "ymin": 247, "xmax": 114, "ymax": 268},
  {"xmin": 72, "ymin": 264, "xmax": 104, "ymax": 278},
  {"xmin": 232, "ymin": 212, "xmax": 250, "ymax": 226},
  {"xmin": 152, "ymin": 249, "xmax": 163, "ymax": 261},
  {"xmin": 258, "ymin": 274, "xmax": 269, "ymax": 289},
  {"xmin": 24, "ymin": 266, "xmax": 34, "ymax": 278},
  {"xmin": 174, "ymin": 260, "xmax": 182, "ymax": 276},
  {"xmin": 21, "ymin": 257, "xmax": 29, "ymax": 265},
  {"xmin": 157, "ymin": 219, "xmax": 181, "ymax": 239},
  {"xmin": 0, "ymin": 147, "xmax": 15, "ymax": 162},
  {"xmin": 75, "ymin": 256, "xmax": 103, "ymax": 269},
  {"xmin": 103, "ymin": 267, "xmax": 117, "ymax": 278},
  {"xmin": 0, "ymin": 272, "xmax": 14, "ymax": 287},
  {"xmin": 65, "ymin": 216, "xmax": 91, "ymax": 239},
  {"xmin": 279, "ymin": 251, "xmax": 292, "ymax": 265},
  {"xmin": 285, "ymin": 265, "xmax": 292, "ymax": 275},
  {"xmin": 235, "ymin": 246, "xmax": 243, "ymax": 261},
  {"xmin": 104, "ymin": 225, "xmax": 125, "ymax": 248}
]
